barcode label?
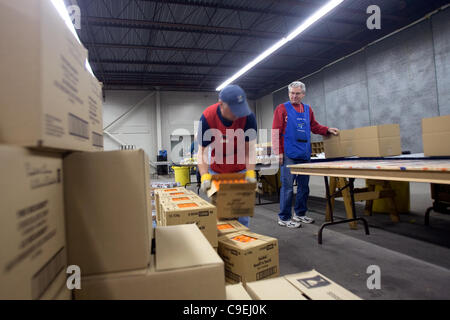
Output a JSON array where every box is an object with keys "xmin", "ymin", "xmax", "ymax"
[
  {"xmin": 31, "ymin": 248, "xmax": 66, "ymax": 300},
  {"xmin": 92, "ymin": 131, "xmax": 103, "ymax": 147},
  {"xmin": 68, "ymin": 113, "xmax": 88, "ymax": 139},
  {"xmin": 256, "ymin": 266, "xmax": 277, "ymax": 280},
  {"xmin": 225, "ymin": 269, "xmax": 241, "ymax": 283}
]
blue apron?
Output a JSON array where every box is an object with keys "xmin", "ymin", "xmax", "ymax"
[{"xmin": 283, "ymin": 102, "xmax": 311, "ymax": 160}]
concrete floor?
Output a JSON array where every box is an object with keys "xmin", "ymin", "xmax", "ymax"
[{"xmin": 157, "ymin": 174, "xmax": 450, "ymax": 300}]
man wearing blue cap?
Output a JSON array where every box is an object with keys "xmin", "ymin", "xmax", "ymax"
[{"xmin": 197, "ymin": 85, "xmax": 257, "ymax": 227}]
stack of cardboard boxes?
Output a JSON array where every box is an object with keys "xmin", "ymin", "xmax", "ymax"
[
  {"xmin": 0, "ymin": 0, "xmax": 103, "ymax": 300},
  {"xmin": 204, "ymin": 174, "xmax": 281, "ymax": 286},
  {"xmin": 1, "ymin": 0, "xmax": 226, "ymax": 300}
]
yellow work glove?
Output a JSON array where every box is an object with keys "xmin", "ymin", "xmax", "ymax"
[
  {"xmin": 200, "ymin": 173, "xmax": 212, "ymax": 193},
  {"xmin": 245, "ymin": 170, "xmax": 257, "ymax": 183}
]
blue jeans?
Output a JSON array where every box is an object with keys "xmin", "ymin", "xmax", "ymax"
[
  {"xmin": 208, "ymin": 168, "xmax": 250, "ymax": 228},
  {"xmin": 279, "ymin": 155, "xmax": 310, "ymax": 221}
]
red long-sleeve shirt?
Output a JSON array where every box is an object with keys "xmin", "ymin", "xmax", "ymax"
[{"xmin": 272, "ymin": 103, "xmax": 329, "ymax": 155}]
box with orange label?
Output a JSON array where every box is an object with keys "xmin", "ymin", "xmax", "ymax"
[
  {"xmin": 218, "ymin": 231, "xmax": 279, "ymax": 284},
  {"xmin": 217, "ymin": 220, "xmax": 250, "ymax": 236},
  {"xmin": 207, "ymin": 173, "xmax": 256, "ymax": 219},
  {"xmin": 154, "ymin": 188, "xmax": 195, "ymax": 224},
  {"xmin": 160, "ymin": 198, "xmax": 217, "ymax": 247}
]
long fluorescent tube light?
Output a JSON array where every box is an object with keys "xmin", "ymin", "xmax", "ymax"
[
  {"xmin": 216, "ymin": 0, "xmax": 344, "ymax": 91},
  {"xmin": 50, "ymin": 0, "xmax": 95, "ymax": 77}
]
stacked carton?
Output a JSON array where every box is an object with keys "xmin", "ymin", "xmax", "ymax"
[
  {"xmin": 75, "ymin": 224, "xmax": 225, "ymax": 300},
  {"xmin": 323, "ymin": 124, "xmax": 402, "ymax": 158},
  {"xmin": 218, "ymin": 231, "xmax": 280, "ymax": 284},
  {"xmin": 422, "ymin": 115, "xmax": 450, "ymax": 156},
  {"xmin": 158, "ymin": 190, "xmax": 218, "ymax": 248},
  {"xmin": 0, "ymin": 0, "xmax": 104, "ymax": 300}
]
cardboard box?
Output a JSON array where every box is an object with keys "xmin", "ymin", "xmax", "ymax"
[
  {"xmin": 63, "ymin": 150, "xmax": 152, "ymax": 276},
  {"xmin": 207, "ymin": 173, "xmax": 256, "ymax": 219},
  {"xmin": 284, "ymin": 270, "xmax": 361, "ymax": 300},
  {"xmin": 226, "ymin": 283, "xmax": 253, "ymax": 300},
  {"xmin": 323, "ymin": 129, "xmax": 355, "ymax": 158},
  {"xmin": 217, "ymin": 220, "xmax": 250, "ymax": 236},
  {"xmin": 218, "ymin": 231, "xmax": 279, "ymax": 284},
  {"xmin": 0, "ymin": 0, "xmax": 103, "ymax": 152},
  {"xmin": 0, "ymin": 146, "xmax": 67, "ymax": 299},
  {"xmin": 74, "ymin": 225, "xmax": 226, "ymax": 300},
  {"xmin": 353, "ymin": 124, "xmax": 401, "ymax": 157},
  {"xmin": 40, "ymin": 268, "xmax": 68, "ymax": 300},
  {"xmin": 160, "ymin": 198, "xmax": 218, "ymax": 247},
  {"xmin": 154, "ymin": 187, "xmax": 194, "ymax": 222},
  {"xmin": 422, "ymin": 115, "xmax": 450, "ymax": 156},
  {"xmin": 245, "ymin": 277, "xmax": 307, "ymax": 300},
  {"xmin": 245, "ymin": 270, "xmax": 361, "ymax": 300}
]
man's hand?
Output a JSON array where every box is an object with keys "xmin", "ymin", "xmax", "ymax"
[
  {"xmin": 200, "ymin": 173, "xmax": 212, "ymax": 193},
  {"xmin": 245, "ymin": 170, "xmax": 257, "ymax": 183},
  {"xmin": 328, "ymin": 128, "xmax": 340, "ymax": 135}
]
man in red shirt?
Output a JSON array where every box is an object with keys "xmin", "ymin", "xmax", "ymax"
[{"xmin": 272, "ymin": 81, "xmax": 339, "ymax": 228}]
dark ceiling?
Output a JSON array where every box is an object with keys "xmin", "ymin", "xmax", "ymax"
[{"xmin": 71, "ymin": 0, "xmax": 449, "ymax": 99}]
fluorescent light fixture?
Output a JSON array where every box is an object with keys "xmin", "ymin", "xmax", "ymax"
[
  {"xmin": 216, "ymin": 0, "xmax": 344, "ymax": 91},
  {"xmin": 50, "ymin": 0, "xmax": 95, "ymax": 77}
]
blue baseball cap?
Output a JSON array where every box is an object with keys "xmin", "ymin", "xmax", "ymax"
[{"xmin": 219, "ymin": 85, "xmax": 251, "ymax": 118}]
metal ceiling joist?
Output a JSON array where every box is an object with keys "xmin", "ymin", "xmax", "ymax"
[
  {"xmin": 83, "ymin": 16, "xmax": 359, "ymax": 45},
  {"xmin": 90, "ymin": 59, "xmax": 299, "ymax": 73},
  {"xmin": 84, "ymin": 42, "xmax": 330, "ymax": 61}
]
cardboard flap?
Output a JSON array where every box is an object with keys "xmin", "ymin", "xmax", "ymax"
[
  {"xmin": 245, "ymin": 277, "xmax": 307, "ymax": 300},
  {"xmin": 219, "ymin": 231, "xmax": 275, "ymax": 249},
  {"xmin": 155, "ymin": 225, "xmax": 222, "ymax": 271},
  {"xmin": 422, "ymin": 115, "xmax": 450, "ymax": 134},
  {"xmin": 284, "ymin": 270, "xmax": 361, "ymax": 300},
  {"xmin": 207, "ymin": 173, "xmax": 251, "ymax": 197}
]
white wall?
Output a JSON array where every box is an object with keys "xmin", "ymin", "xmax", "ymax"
[{"xmin": 255, "ymin": 93, "xmax": 274, "ymax": 144}]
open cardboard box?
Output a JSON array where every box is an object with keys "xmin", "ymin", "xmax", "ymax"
[
  {"xmin": 74, "ymin": 224, "xmax": 226, "ymax": 300},
  {"xmin": 207, "ymin": 173, "xmax": 256, "ymax": 219}
]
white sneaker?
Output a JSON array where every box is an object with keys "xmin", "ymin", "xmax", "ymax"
[
  {"xmin": 278, "ymin": 219, "xmax": 302, "ymax": 228},
  {"xmin": 292, "ymin": 214, "xmax": 315, "ymax": 224}
]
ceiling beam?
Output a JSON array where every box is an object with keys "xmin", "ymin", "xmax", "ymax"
[
  {"xmin": 83, "ymin": 16, "xmax": 360, "ymax": 45},
  {"xmin": 84, "ymin": 42, "xmax": 330, "ymax": 61},
  {"xmin": 121, "ymin": 0, "xmax": 363, "ymax": 26},
  {"xmin": 90, "ymin": 59, "xmax": 299, "ymax": 73}
]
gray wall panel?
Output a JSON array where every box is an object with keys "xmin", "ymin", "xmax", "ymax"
[{"xmin": 432, "ymin": 8, "xmax": 450, "ymax": 115}]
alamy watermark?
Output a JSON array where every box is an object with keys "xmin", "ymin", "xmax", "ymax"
[
  {"xmin": 67, "ymin": 5, "xmax": 81, "ymax": 30},
  {"xmin": 66, "ymin": 265, "xmax": 81, "ymax": 290},
  {"xmin": 366, "ymin": 265, "xmax": 381, "ymax": 289},
  {"xmin": 367, "ymin": 5, "xmax": 381, "ymax": 30}
]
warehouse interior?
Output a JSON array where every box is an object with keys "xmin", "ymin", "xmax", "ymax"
[{"xmin": 1, "ymin": 0, "xmax": 450, "ymax": 302}]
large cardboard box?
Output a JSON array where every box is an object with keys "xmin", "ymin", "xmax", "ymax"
[
  {"xmin": 226, "ymin": 283, "xmax": 252, "ymax": 300},
  {"xmin": 422, "ymin": 115, "xmax": 450, "ymax": 156},
  {"xmin": 217, "ymin": 220, "xmax": 250, "ymax": 236},
  {"xmin": 218, "ymin": 231, "xmax": 279, "ymax": 284},
  {"xmin": 160, "ymin": 198, "xmax": 218, "ymax": 247},
  {"xmin": 74, "ymin": 225, "xmax": 226, "ymax": 300},
  {"xmin": 0, "ymin": 0, "xmax": 103, "ymax": 152},
  {"xmin": 63, "ymin": 150, "xmax": 152, "ymax": 276},
  {"xmin": 246, "ymin": 270, "xmax": 361, "ymax": 300},
  {"xmin": 207, "ymin": 173, "xmax": 256, "ymax": 219},
  {"xmin": 0, "ymin": 146, "xmax": 67, "ymax": 299},
  {"xmin": 40, "ymin": 268, "xmax": 68, "ymax": 300},
  {"xmin": 353, "ymin": 124, "xmax": 401, "ymax": 157},
  {"xmin": 323, "ymin": 129, "xmax": 355, "ymax": 158}
]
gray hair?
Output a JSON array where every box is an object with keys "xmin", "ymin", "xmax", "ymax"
[{"xmin": 288, "ymin": 81, "xmax": 306, "ymax": 93}]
